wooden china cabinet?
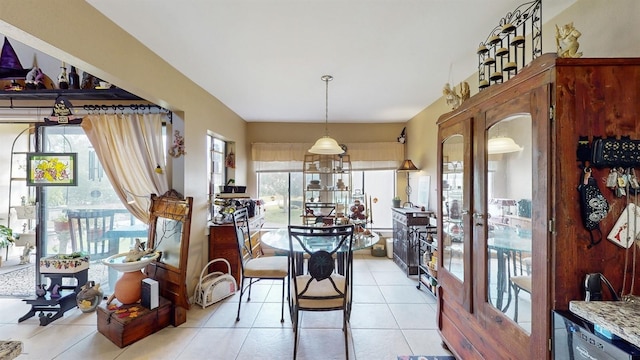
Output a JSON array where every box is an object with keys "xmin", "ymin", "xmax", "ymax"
[{"xmin": 436, "ymin": 54, "xmax": 640, "ymax": 359}]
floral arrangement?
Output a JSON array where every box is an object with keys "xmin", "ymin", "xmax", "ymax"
[{"xmin": 33, "ymin": 157, "xmax": 70, "ymax": 182}]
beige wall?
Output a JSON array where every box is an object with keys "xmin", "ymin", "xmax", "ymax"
[{"xmin": 0, "ymin": 0, "xmax": 638, "ymax": 293}]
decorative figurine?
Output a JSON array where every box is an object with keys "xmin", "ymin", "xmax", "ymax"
[
  {"xmin": 34, "ymin": 68, "xmax": 46, "ymax": 89},
  {"xmin": 556, "ymin": 22, "xmax": 583, "ymax": 58},
  {"xmin": 80, "ymin": 71, "xmax": 94, "ymax": 89},
  {"xmin": 24, "ymin": 67, "xmax": 37, "ymax": 90},
  {"xmin": 35, "ymin": 284, "xmax": 46, "ymax": 297},
  {"xmin": 124, "ymin": 238, "xmax": 153, "ymax": 262},
  {"xmin": 19, "ymin": 242, "xmax": 34, "ymax": 265},
  {"xmin": 57, "ymin": 62, "xmax": 69, "ymax": 89},
  {"xmin": 76, "ymin": 281, "xmax": 104, "ymax": 313},
  {"xmin": 442, "ymin": 82, "xmax": 470, "ymax": 110}
]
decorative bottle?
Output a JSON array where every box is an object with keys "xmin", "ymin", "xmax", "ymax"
[
  {"xmin": 68, "ymin": 66, "xmax": 80, "ymax": 89},
  {"xmin": 58, "ymin": 62, "xmax": 69, "ymax": 89}
]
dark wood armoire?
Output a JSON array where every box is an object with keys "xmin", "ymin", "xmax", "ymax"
[{"xmin": 436, "ymin": 53, "xmax": 640, "ymax": 359}]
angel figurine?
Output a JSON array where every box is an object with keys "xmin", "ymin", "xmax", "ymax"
[{"xmin": 556, "ymin": 22, "xmax": 583, "ymax": 58}]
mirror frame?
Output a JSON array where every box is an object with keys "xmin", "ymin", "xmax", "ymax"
[{"xmin": 144, "ymin": 189, "xmax": 193, "ymax": 325}]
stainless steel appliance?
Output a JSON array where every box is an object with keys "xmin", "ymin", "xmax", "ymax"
[{"xmin": 553, "ymin": 310, "xmax": 640, "ymax": 359}]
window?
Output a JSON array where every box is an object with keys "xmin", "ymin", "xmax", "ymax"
[
  {"xmin": 207, "ymin": 136, "xmax": 226, "ymax": 220},
  {"xmin": 257, "ymin": 170, "xmax": 394, "ymax": 229}
]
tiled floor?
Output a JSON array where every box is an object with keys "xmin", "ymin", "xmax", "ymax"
[{"xmin": 0, "ymin": 254, "xmax": 453, "ymax": 360}]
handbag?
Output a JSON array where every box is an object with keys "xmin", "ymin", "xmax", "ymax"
[{"xmin": 577, "ymin": 168, "xmax": 609, "ymax": 247}]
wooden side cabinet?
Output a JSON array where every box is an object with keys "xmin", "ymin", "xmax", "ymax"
[
  {"xmin": 391, "ymin": 207, "xmax": 432, "ymax": 276},
  {"xmin": 208, "ymin": 214, "xmax": 264, "ymax": 284}
]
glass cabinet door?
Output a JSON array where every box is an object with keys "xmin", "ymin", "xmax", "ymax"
[
  {"xmin": 442, "ymin": 136, "xmax": 465, "ymax": 282},
  {"xmin": 485, "ymin": 114, "xmax": 532, "ymax": 334},
  {"xmin": 438, "ymin": 119, "xmax": 472, "ymax": 309}
]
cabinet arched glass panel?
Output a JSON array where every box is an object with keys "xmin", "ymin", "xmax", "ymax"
[
  {"xmin": 486, "ymin": 114, "xmax": 532, "ymax": 334},
  {"xmin": 442, "ymin": 134, "xmax": 465, "ymax": 282}
]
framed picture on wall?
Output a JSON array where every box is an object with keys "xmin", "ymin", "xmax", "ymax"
[{"xmin": 26, "ymin": 152, "xmax": 77, "ymax": 186}]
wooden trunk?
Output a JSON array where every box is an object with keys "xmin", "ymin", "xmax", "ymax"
[{"xmin": 97, "ymin": 297, "xmax": 171, "ymax": 348}]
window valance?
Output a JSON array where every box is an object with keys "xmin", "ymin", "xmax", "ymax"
[{"xmin": 252, "ymin": 142, "xmax": 404, "ymax": 172}]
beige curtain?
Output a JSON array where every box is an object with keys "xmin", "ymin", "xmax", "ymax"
[{"xmin": 81, "ymin": 113, "xmax": 169, "ymax": 222}]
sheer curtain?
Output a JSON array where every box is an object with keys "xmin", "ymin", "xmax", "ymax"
[{"xmin": 81, "ymin": 113, "xmax": 169, "ymax": 222}]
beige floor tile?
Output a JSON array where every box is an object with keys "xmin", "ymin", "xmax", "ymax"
[
  {"xmin": 403, "ymin": 329, "xmax": 453, "ymax": 356},
  {"xmin": 235, "ymin": 328, "xmax": 295, "ymax": 360},
  {"xmin": 352, "ymin": 328, "xmax": 412, "ymax": 359},
  {"xmin": 352, "ymin": 285, "xmax": 386, "ymax": 303},
  {"xmin": 203, "ymin": 301, "xmax": 261, "ymax": 327},
  {"xmin": 349, "ymin": 303, "xmax": 399, "ymax": 329},
  {"xmin": 379, "ymin": 285, "xmax": 431, "ymax": 304},
  {"xmin": 388, "ymin": 303, "xmax": 438, "ymax": 329},
  {"xmin": 299, "ymin": 309, "xmax": 345, "ymax": 329},
  {"xmin": 372, "ymin": 271, "xmax": 417, "ymax": 286},
  {"xmin": 175, "ymin": 328, "xmax": 249, "ymax": 359},
  {"xmin": 0, "ymin": 255, "xmax": 444, "ymax": 359}
]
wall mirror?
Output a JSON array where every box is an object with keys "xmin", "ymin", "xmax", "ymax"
[
  {"xmin": 145, "ymin": 189, "xmax": 193, "ymax": 326},
  {"xmin": 485, "ymin": 114, "xmax": 532, "ymax": 334}
]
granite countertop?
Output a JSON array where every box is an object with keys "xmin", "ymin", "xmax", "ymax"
[{"xmin": 570, "ymin": 297, "xmax": 640, "ymax": 347}]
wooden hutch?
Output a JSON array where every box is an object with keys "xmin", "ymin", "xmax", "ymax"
[{"xmin": 436, "ymin": 54, "xmax": 640, "ymax": 359}]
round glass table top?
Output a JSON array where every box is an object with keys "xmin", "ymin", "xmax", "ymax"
[{"xmin": 260, "ymin": 227, "xmax": 379, "ymax": 253}]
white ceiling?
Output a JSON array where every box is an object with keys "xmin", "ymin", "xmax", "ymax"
[{"xmin": 87, "ymin": 0, "xmax": 576, "ymax": 123}]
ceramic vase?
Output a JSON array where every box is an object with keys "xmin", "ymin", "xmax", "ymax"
[{"xmin": 114, "ymin": 270, "xmax": 146, "ymax": 304}]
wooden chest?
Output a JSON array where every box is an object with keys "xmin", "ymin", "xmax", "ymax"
[{"xmin": 97, "ymin": 297, "xmax": 171, "ymax": 348}]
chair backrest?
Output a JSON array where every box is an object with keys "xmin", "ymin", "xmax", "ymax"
[
  {"xmin": 67, "ymin": 209, "xmax": 115, "ymax": 253},
  {"xmin": 288, "ymin": 224, "xmax": 354, "ymax": 297},
  {"xmin": 232, "ymin": 207, "xmax": 254, "ymax": 270}
]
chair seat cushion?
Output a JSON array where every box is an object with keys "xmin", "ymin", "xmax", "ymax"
[
  {"xmin": 293, "ymin": 274, "xmax": 346, "ymax": 309},
  {"xmin": 511, "ymin": 275, "xmax": 532, "ymax": 293},
  {"xmin": 244, "ymin": 256, "xmax": 288, "ymax": 278}
]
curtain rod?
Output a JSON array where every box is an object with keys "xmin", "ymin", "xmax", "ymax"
[{"xmin": 0, "ymin": 103, "xmax": 172, "ymax": 122}]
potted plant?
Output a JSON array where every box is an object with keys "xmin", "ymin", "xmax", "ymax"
[
  {"xmin": 0, "ymin": 225, "xmax": 15, "ymax": 264},
  {"xmin": 53, "ymin": 214, "xmax": 70, "ymax": 232},
  {"xmin": 392, "ymin": 197, "xmax": 402, "ymax": 208}
]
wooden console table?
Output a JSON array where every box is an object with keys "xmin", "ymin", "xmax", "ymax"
[{"xmin": 18, "ymin": 268, "xmax": 88, "ymax": 326}]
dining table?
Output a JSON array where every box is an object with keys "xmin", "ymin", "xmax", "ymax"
[
  {"xmin": 260, "ymin": 227, "xmax": 380, "ymax": 275},
  {"xmin": 487, "ymin": 234, "xmax": 532, "ymax": 312}
]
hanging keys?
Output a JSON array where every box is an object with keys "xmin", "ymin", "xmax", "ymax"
[
  {"xmin": 617, "ymin": 167, "xmax": 627, "ymax": 197},
  {"xmin": 607, "ymin": 168, "xmax": 619, "ymax": 188},
  {"xmin": 630, "ymin": 168, "xmax": 640, "ymax": 190}
]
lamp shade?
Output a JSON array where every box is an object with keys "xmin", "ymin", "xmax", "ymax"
[
  {"xmin": 308, "ymin": 135, "xmax": 344, "ymax": 155},
  {"xmin": 487, "ymin": 137, "xmax": 523, "ymax": 154},
  {"xmin": 397, "ymin": 159, "xmax": 419, "ymax": 172}
]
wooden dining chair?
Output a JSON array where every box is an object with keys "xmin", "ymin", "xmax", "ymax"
[
  {"xmin": 288, "ymin": 224, "xmax": 355, "ymax": 360},
  {"xmin": 232, "ymin": 207, "xmax": 288, "ymax": 322},
  {"xmin": 67, "ymin": 209, "xmax": 115, "ymax": 260}
]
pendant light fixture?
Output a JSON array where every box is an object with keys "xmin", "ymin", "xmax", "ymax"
[
  {"xmin": 308, "ymin": 75, "xmax": 344, "ymax": 155},
  {"xmin": 487, "ymin": 136, "xmax": 523, "ymax": 154}
]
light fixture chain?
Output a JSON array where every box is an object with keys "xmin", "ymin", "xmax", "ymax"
[{"xmin": 322, "ymin": 75, "xmax": 333, "ymax": 136}]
